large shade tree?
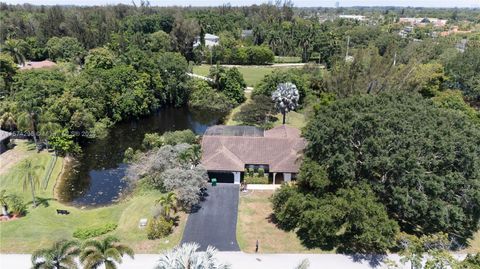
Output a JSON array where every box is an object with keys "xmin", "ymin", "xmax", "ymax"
[{"xmin": 272, "ymin": 92, "xmax": 480, "ymax": 253}]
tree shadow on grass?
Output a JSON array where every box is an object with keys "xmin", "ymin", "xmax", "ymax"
[{"xmin": 26, "ymin": 197, "xmax": 55, "ymax": 208}]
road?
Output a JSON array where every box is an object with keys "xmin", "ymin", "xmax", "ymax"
[{"xmin": 1, "ymin": 253, "xmax": 468, "ymax": 269}]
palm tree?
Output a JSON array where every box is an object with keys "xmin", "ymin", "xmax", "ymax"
[
  {"xmin": 271, "ymin": 82, "xmax": 300, "ymax": 125},
  {"xmin": 17, "ymin": 108, "xmax": 41, "ymax": 147},
  {"xmin": 20, "ymin": 160, "xmax": 43, "ymax": 208},
  {"xmin": 31, "ymin": 240, "xmax": 80, "ymax": 269},
  {"xmin": 80, "ymin": 236, "xmax": 134, "ymax": 269},
  {"xmin": 178, "ymin": 145, "xmax": 202, "ymax": 167},
  {"xmin": 155, "ymin": 192, "xmax": 177, "ymax": 220},
  {"xmin": 155, "ymin": 242, "xmax": 230, "ymax": 269},
  {"xmin": 0, "ymin": 189, "xmax": 10, "ymax": 218},
  {"xmin": 2, "ymin": 39, "xmax": 27, "ymax": 66}
]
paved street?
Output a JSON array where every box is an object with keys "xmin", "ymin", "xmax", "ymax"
[
  {"xmin": 1, "ymin": 253, "xmax": 467, "ymax": 269},
  {"xmin": 181, "ymin": 183, "xmax": 240, "ymax": 251}
]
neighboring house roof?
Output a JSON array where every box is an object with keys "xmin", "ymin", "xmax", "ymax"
[
  {"xmin": 20, "ymin": 60, "xmax": 57, "ymax": 70},
  {"xmin": 0, "ymin": 130, "xmax": 12, "ymax": 142},
  {"xmin": 201, "ymin": 125, "xmax": 306, "ymax": 173}
]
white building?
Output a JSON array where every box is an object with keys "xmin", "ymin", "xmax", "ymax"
[
  {"xmin": 193, "ymin": 33, "xmax": 220, "ymax": 48},
  {"xmin": 339, "ymin": 15, "xmax": 366, "ymax": 21}
]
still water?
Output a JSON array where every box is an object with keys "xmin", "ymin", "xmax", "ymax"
[{"xmin": 56, "ymin": 107, "xmax": 223, "ymax": 207}]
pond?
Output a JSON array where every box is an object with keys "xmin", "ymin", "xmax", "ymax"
[{"xmin": 56, "ymin": 107, "xmax": 224, "ymax": 207}]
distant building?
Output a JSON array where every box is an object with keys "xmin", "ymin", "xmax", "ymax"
[
  {"xmin": 339, "ymin": 15, "xmax": 366, "ymax": 21},
  {"xmin": 19, "ymin": 60, "xmax": 57, "ymax": 71},
  {"xmin": 193, "ymin": 33, "xmax": 220, "ymax": 48},
  {"xmin": 399, "ymin": 17, "xmax": 448, "ymax": 27},
  {"xmin": 0, "ymin": 130, "xmax": 12, "ymax": 154},
  {"xmin": 440, "ymin": 26, "xmax": 472, "ymax": 37}
]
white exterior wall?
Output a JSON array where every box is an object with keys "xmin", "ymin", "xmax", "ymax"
[
  {"xmin": 284, "ymin": 173, "xmax": 292, "ymax": 183},
  {"xmin": 233, "ymin": 172, "xmax": 241, "ymax": 184}
]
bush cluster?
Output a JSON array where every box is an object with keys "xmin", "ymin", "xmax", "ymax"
[
  {"xmin": 146, "ymin": 217, "xmax": 174, "ymax": 240},
  {"xmin": 73, "ymin": 223, "xmax": 118, "ymax": 239}
]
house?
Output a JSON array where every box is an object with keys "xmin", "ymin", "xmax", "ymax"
[
  {"xmin": 201, "ymin": 125, "xmax": 306, "ymax": 184},
  {"xmin": 399, "ymin": 17, "xmax": 448, "ymax": 27},
  {"xmin": 338, "ymin": 15, "xmax": 366, "ymax": 21},
  {"xmin": 20, "ymin": 60, "xmax": 57, "ymax": 71},
  {"xmin": 193, "ymin": 33, "xmax": 220, "ymax": 48},
  {"xmin": 0, "ymin": 130, "xmax": 12, "ymax": 154}
]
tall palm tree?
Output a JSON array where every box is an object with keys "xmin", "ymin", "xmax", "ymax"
[
  {"xmin": 155, "ymin": 242, "xmax": 230, "ymax": 269},
  {"xmin": 20, "ymin": 160, "xmax": 43, "ymax": 208},
  {"xmin": 0, "ymin": 189, "xmax": 10, "ymax": 218},
  {"xmin": 155, "ymin": 192, "xmax": 177, "ymax": 220},
  {"xmin": 2, "ymin": 39, "xmax": 27, "ymax": 66},
  {"xmin": 80, "ymin": 236, "xmax": 134, "ymax": 269},
  {"xmin": 31, "ymin": 240, "xmax": 80, "ymax": 269},
  {"xmin": 17, "ymin": 108, "xmax": 41, "ymax": 147}
]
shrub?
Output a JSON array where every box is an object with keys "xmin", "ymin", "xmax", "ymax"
[
  {"xmin": 7, "ymin": 195, "xmax": 26, "ymax": 216},
  {"xmin": 248, "ymin": 168, "xmax": 254, "ymax": 177},
  {"xmin": 257, "ymin": 168, "xmax": 265, "ymax": 177},
  {"xmin": 73, "ymin": 223, "xmax": 117, "ymax": 239},
  {"xmin": 189, "ymin": 80, "xmax": 234, "ymax": 114},
  {"xmin": 162, "ymin": 130, "xmax": 197, "ymax": 146},
  {"xmin": 147, "ymin": 217, "xmax": 173, "ymax": 240},
  {"xmin": 245, "ymin": 175, "xmax": 268, "ymax": 184},
  {"xmin": 143, "ymin": 133, "xmax": 164, "ymax": 150}
]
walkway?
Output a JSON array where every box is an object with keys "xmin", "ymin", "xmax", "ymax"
[
  {"xmin": 181, "ymin": 183, "xmax": 240, "ymax": 251},
  {"xmin": 1, "ymin": 253, "xmax": 467, "ymax": 269}
]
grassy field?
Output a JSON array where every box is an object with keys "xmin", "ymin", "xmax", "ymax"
[
  {"xmin": 236, "ymin": 190, "xmax": 327, "ymax": 253},
  {"xmin": 192, "ymin": 65, "xmax": 298, "ymax": 87},
  {"xmin": 274, "ymin": 56, "xmax": 302, "ymax": 63},
  {"xmin": 0, "ymin": 142, "xmax": 185, "ymax": 253}
]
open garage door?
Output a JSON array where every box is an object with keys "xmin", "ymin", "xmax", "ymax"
[{"xmin": 208, "ymin": 172, "xmax": 234, "ymax": 183}]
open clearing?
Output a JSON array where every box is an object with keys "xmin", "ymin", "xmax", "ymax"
[
  {"xmin": 0, "ymin": 143, "xmax": 185, "ymax": 253},
  {"xmin": 236, "ymin": 190, "xmax": 327, "ymax": 253},
  {"xmin": 192, "ymin": 64, "xmax": 301, "ymax": 87}
]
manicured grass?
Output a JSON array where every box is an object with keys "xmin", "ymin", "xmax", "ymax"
[
  {"xmin": 192, "ymin": 65, "xmax": 298, "ymax": 87},
  {"xmin": 225, "ymin": 91, "xmax": 252, "ymax": 126},
  {"xmin": 273, "ymin": 111, "xmax": 307, "ymax": 130},
  {"xmin": 0, "ymin": 143, "xmax": 185, "ymax": 253},
  {"xmin": 236, "ymin": 190, "xmax": 327, "ymax": 253},
  {"xmin": 274, "ymin": 56, "xmax": 302, "ymax": 63}
]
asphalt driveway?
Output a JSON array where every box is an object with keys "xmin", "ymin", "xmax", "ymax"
[{"xmin": 181, "ymin": 183, "xmax": 240, "ymax": 251}]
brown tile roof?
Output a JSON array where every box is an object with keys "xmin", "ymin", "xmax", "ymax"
[
  {"xmin": 201, "ymin": 125, "xmax": 306, "ymax": 173},
  {"xmin": 20, "ymin": 60, "xmax": 57, "ymax": 70}
]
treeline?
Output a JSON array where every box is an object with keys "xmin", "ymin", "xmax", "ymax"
[{"xmin": 3, "ymin": 3, "xmax": 479, "ymax": 66}]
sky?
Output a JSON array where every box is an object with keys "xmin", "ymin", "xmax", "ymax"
[{"xmin": 1, "ymin": 0, "xmax": 479, "ymax": 7}]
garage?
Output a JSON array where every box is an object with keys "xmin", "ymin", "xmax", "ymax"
[{"xmin": 208, "ymin": 172, "xmax": 234, "ymax": 183}]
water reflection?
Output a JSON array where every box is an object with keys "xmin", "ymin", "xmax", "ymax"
[{"xmin": 57, "ymin": 107, "xmax": 223, "ymax": 207}]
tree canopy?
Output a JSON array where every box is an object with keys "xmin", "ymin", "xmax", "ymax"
[{"xmin": 273, "ymin": 92, "xmax": 480, "ymax": 253}]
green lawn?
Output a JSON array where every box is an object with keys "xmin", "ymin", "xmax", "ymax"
[
  {"xmin": 192, "ymin": 65, "xmax": 299, "ymax": 87},
  {"xmin": 237, "ymin": 190, "xmax": 327, "ymax": 253},
  {"xmin": 0, "ymin": 143, "xmax": 185, "ymax": 253}
]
